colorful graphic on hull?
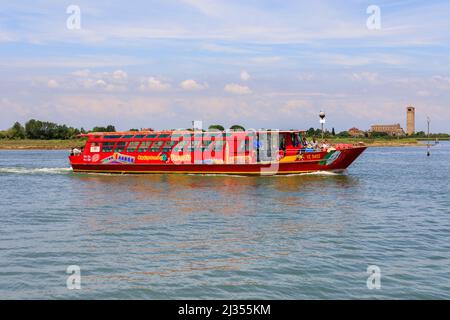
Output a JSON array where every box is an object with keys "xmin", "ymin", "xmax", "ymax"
[
  {"xmin": 319, "ymin": 150, "xmax": 341, "ymax": 166},
  {"xmin": 101, "ymin": 153, "xmax": 135, "ymax": 164}
]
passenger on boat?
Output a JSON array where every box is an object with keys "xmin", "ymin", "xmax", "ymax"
[
  {"xmin": 304, "ymin": 141, "xmax": 314, "ymax": 152},
  {"xmin": 311, "ymin": 138, "xmax": 318, "ymax": 149},
  {"xmin": 72, "ymin": 148, "xmax": 82, "ymax": 156},
  {"xmin": 301, "ymin": 137, "xmax": 308, "ymax": 148},
  {"xmin": 321, "ymin": 140, "xmax": 330, "ymax": 150}
]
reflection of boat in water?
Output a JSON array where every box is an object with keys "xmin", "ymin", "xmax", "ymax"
[{"xmin": 69, "ymin": 130, "xmax": 366, "ymax": 175}]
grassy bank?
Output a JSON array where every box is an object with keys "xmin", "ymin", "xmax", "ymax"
[
  {"xmin": 0, "ymin": 137, "xmax": 424, "ymax": 150},
  {"xmin": 326, "ymin": 137, "xmax": 422, "ymax": 147},
  {"xmin": 0, "ymin": 139, "xmax": 86, "ymax": 150}
]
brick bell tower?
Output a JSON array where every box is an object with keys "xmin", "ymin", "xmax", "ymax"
[{"xmin": 406, "ymin": 106, "xmax": 415, "ymax": 135}]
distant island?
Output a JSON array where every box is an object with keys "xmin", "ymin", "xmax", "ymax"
[{"xmin": 0, "ymin": 119, "xmax": 448, "ymax": 150}]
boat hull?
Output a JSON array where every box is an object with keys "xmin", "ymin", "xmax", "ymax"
[{"xmin": 70, "ymin": 146, "xmax": 366, "ymax": 175}]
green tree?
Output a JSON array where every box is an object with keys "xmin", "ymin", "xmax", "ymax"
[
  {"xmin": 10, "ymin": 122, "xmax": 26, "ymax": 139},
  {"xmin": 370, "ymin": 131, "xmax": 389, "ymax": 138},
  {"xmin": 414, "ymin": 131, "xmax": 426, "ymax": 138},
  {"xmin": 337, "ymin": 131, "xmax": 350, "ymax": 138},
  {"xmin": 208, "ymin": 124, "xmax": 225, "ymax": 131},
  {"xmin": 306, "ymin": 127, "xmax": 315, "ymax": 137},
  {"xmin": 92, "ymin": 125, "xmax": 116, "ymax": 132},
  {"xmin": 24, "ymin": 119, "xmax": 80, "ymax": 139},
  {"xmin": 230, "ymin": 124, "xmax": 245, "ymax": 131}
]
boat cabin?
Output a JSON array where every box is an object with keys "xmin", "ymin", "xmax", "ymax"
[{"xmin": 77, "ymin": 130, "xmax": 307, "ymax": 165}]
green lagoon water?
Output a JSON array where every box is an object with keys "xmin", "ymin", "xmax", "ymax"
[{"xmin": 0, "ymin": 143, "xmax": 449, "ymax": 299}]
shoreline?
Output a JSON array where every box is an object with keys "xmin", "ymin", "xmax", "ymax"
[
  {"xmin": 0, "ymin": 139, "xmax": 86, "ymax": 150},
  {"xmin": 0, "ymin": 139, "xmax": 431, "ymax": 150}
]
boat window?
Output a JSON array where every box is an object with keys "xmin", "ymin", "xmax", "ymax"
[
  {"xmin": 162, "ymin": 141, "xmax": 176, "ymax": 152},
  {"xmin": 126, "ymin": 141, "xmax": 140, "ymax": 152},
  {"xmin": 191, "ymin": 140, "xmax": 202, "ymax": 152},
  {"xmin": 134, "ymin": 134, "xmax": 145, "ymax": 139},
  {"xmin": 170, "ymin": 133, "xmax": 185, "ymax": 139},
  {"xmin": 293, "ymin": 133, "xmax": 301, "ymax": 147},
  {"xmin": 138, "ymin": 141, "xmax": 152, "ymax": 152},
  {"xmin": 114, "ymin": 141, "xmax": 127, "ymax": 152},
  {"xmin": 200, "ymin": 140, "xmax": 213, "ymax": 151},
  {"xmin": 158, "ymin": 134, "xmax": 170, "ymax": 138},
  {"xmin": 213, "ymin": 140, "xmax": 224, "ymax": 151},
  {"xmin": 122, "ymin": 135, "xmax": 134, "ymax": 139},
  {"xmin": 172, "ymin": 140, "xmax": 188, "ymax": 152},
  {"xmin": 194, "ymin": 133, "xmax": 203, "ymax": 138},
  {"xmin": 103, "ymin": 135, "xmax": 120, "ymax": 139},
  {"xmin": 237, "ymin": 139, "xmax": 250, "ymax": 152},
  {"xmin": 102, "ymin": 142, "xmax": 115, "ymax": 152},
  {"xmin": 145, "ymin": 134, "xmax": 158, "ymax": 139},
  {"xmin": 149, "ymin": 141, "xmax": 164, "ymax": 152},
  {"xmin": 202, "ymin": 140, "xmax": 213, "ymax": 148},
  {"xmin": 173, "ymin": 133, "xmax": 193, "ymax": 144}
]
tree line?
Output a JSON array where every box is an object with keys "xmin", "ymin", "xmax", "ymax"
[
  {"xmin": 2, "ymin": 120, "xmax": 447, "ymax": 140},
  {"xmin": 0, "ymin": 121, "xmax": 248, "ymax": 140},
  {"xmin": 0, "ymin": 120, "xmax": 117, "ymax": 140}
]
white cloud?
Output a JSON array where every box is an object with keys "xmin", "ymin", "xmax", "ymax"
[
  {"xmin": 47, "ymin": 79, "xmax": 59, "ymax": 88},
  {"xmin": 140, "ymin": 77, "xmax": 171, "ymax": 91},
  {"xmin": 0, "ymin": 56, "xmax": 143, "ymax": 69},
  {"xmin": 281, "ymin": 99, "xmax": 312, "ymax": 115},
  {"xmin": 431, "ymin": 75, "xmax": 450, "ymax": 90},
  {"xmin": 80, "ymin": 79, "xmax": 95, "ymax": 88},
  {"xmin": 180, "ymin": 0, "xmax": 224, "ymax": 17},
  {"xmin": 81, "ymin": 78, "xmax": 108, "ymax": 89},
  {"xmin": 224, "ymin": 83, "xmax": 252, "ymax": 94},
  {"xmin": 112, "ymin": 70, "xmax": 128, "ymax": 80},
  {"xmin": 240, "ymin": 70, "xmax": 250, "ymax": 81},
  {"xmin": 95, "ymin": 79, "xmax": 107, "ymax": 87},
  {"xmin": 201, "ymin": 43, "xmax": 253, "ymax": 54},
  {"xmin": 41, "ymin": 69, "xmax": 129, "ymax": 92},
  {"xmin": 249, "ymin": 56, "xmax": 282, "ymax": 64},
  {"xmin": 180, "ymin": 79, "xmax": 208, "ymax": 91},
  {"xmin": 0, "ymin": 30, "xmax": 16, "ymax": 42},
  {"xmin": 71, "ymin": 69, "xmax": 91, "ymax": 77},
  {"xmin": 350, "ymin": 72, "xmax": 379, "ymax": 83}
]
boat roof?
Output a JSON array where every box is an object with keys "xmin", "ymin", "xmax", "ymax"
[{"xmin": 80, "ymin": 129, "xmax": 305, "ymax": 137}]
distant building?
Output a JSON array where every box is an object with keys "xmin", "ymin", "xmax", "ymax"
[
  {"xmin": 407, "ymin": 106, "xmax": 415, "ymax": 135},
  {"xmin": 370, "ymin": 124, "xmax": 405, "ymax": 136},
  {"xmin": 348, "ymin": 127, "xmax": 365, "ymax": 137}
]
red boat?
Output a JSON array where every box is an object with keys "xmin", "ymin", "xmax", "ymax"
[{"xmin": 69, "ymin": 130, "xmax": 366, "ymax": 175}]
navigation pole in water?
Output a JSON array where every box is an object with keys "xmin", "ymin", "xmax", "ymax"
[{"xmin": 427, "ymin": 116, "xmax": 431, "ymax": 157}]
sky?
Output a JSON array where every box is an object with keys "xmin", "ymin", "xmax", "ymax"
[{"xmin": 0, "ymin": 0, "xmax": 449, "ymax": 132}]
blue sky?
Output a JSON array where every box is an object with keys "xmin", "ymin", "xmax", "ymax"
[{"xmin": 1, "ymin": 0, "xmax": 449, "ymax": 132}]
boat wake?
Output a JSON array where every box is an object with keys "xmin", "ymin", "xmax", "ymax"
[
  {"xmin": 279, "ymin": 170, "xmax": 347, "ymax": 177},
  {"xmin": 0, "ymin": 167, "xmax": 72, "ymax": 175},
  {"xmin": 0, "ymin": 167, "xmax": 347, "ymax": 177},
  {"xmin": 186, "ymin": 171, "xmax": 347, "ymax": 178}
]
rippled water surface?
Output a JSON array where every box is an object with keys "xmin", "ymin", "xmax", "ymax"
[{"xmin": 1, "ymin": 143, "xmax": 449, "ymax": 299}]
